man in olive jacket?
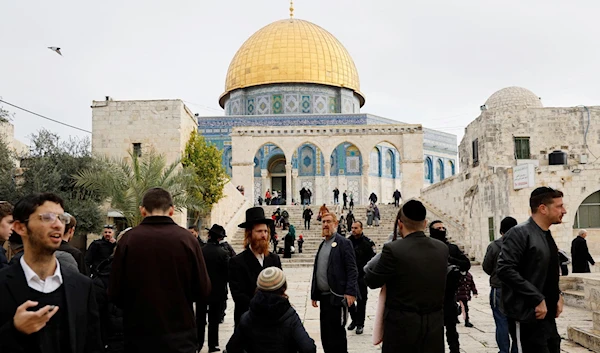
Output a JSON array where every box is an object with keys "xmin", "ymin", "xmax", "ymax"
[
  {"xmin": 497, "ymin": 187, "xmax": 566, "ymax": 353},
  {"xmin": 365, "ymin": 200, "xmax": 448, "ymax": 353}
]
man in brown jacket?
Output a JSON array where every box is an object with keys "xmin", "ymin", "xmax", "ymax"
[{"xmin": 109, "ymin": 188, "xmax": 211, "ymax": 353}]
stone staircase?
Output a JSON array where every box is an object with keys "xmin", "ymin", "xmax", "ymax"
[
  {"xmin": 562, "ymin": 274, "xmax": 600, "ymax": 351},
  {"xmin": 227, "ymin": 204, "xmax": 472, "ymax": 268}
]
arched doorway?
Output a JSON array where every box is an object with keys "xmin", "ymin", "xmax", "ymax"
[{"xmin": 268, "ymin": 154, "xmax": 287, "ymax": 202}]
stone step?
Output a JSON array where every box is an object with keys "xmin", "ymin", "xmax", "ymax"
[
  {"xmin": 567, "ymin": 326, "xmax": 600, "ymax": 352},
  {"xmin": 564, "ymin": 290, "xmax": 587, "ymax": 310}
]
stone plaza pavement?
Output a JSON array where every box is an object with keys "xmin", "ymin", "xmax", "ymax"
[{"xmin": 202, "ymin": 266, "xmax": 594, "ymax": 353}]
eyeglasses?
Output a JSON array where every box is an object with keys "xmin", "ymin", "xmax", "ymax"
[{"xmin": 25, "ymin": 213, "xmax": 71, "ymax": 225}]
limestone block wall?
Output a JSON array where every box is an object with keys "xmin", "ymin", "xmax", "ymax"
[
  {"xmin": 210, "ymin": 182, "xmax": 251, "ymax": 241},
  {"xmin": 459, "ymin": 106, "xmax": 600, "ymax": 172},
  {"xmin": 91, "ymin": 99, "xmax": 197, "ymax": 166}
]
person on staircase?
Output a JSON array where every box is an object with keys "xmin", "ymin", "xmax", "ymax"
[
  {"xmin": 297, "ymin": 235, "xmax": 304, "ymax": 253},
  {"xmin": 393, "ymin": 189, "xmax": 402, "ymax": 207},
  {"xmin": 366, "ymin": 203, "xmax": 374, "ymax": 228},
  {"xmin": 303, "ymin": 206, "xmax": 313, "ymax": 230},
  {"xmin": 283, "ymin": 224, "xmax": 296, "ymax": 259},
  {"xmin": 333, "ymin": 188, "xmax": 340, "ymax": 205},
  {"xmin": 281, "ymin": 209, "xmax": 290, "ymax": 230},
  {"xmin": 342, "ymin": 191, "xmax": 348, "ymax": 211},
  {"xmin": 229, "ymin": 207, "xmax": 282, "ymax": 327},
  {"xmin": 347, "ymin": 221, "xmax": 375, "ymax": 335},
  {"xmin": 318, "ymin": 204, "xmax": 329, "ymax": 222},
  {"xmin": 265, "ymin": 189, "xmax": 271, "ymax": 205},
  {"xmin": 368, "ymin": 192, "xmax": 378, "ymax": 205},
  {"xmin": 346, "ymin": 210, "xmax": 355, "ymax": 232}
]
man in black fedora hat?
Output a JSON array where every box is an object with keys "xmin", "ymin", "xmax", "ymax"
[
  {"xmin": 228, "ymin": 207, "xmax": 282, "ymax": 326},
  {"xmin": 197, "ymin": 224, "xmax": 230, "ymax": 352}
]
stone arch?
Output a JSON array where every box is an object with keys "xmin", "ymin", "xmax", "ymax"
[
  {"xmin": 295, "ymin": 142, "xmax": 325, "ymax": 176},
  {"xmin": 425, "ymin": 157, "xmax": 433, "ymax": 183},
  {"xmin": 448, "ymin": 160, "xmax": 455, "ymax": 176},
  {"xmin": 330, "ymin": 142, "xmax": 363, "ymax": 176},
  {"xmin": 574, "ymin": 190, "xmax": 600, "ymax": 228},
  {"xmin": 370, "ymin": 147, "xmax": 382, "ymax": 176},
  {"xmin": 437, "ymin": 158, "xmax": 445, "ymax": 181}
]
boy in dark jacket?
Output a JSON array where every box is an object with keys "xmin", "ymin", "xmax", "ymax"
[
  {"xmin": 226, "ymin": 267, "xmax": 316, "ymax": 353},
  {"xmin": 93, "ymin": 256, "xmax": 124, "ymax": 353},
  {"xmin": 456, "ymin": 271, "xmax": 478, "ymax": 327}
]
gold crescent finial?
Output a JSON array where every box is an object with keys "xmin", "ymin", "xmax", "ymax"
[{"xmin": 290, "ymin": 0, "xmax": 294, "ymax": 19}]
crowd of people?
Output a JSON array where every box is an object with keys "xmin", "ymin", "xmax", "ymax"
[{"xmin": 0, "ymin": 185, "xmax": 588, "ymax": 353}]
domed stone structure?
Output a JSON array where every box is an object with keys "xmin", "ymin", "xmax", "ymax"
[
  {"xmin": 219, "ymin": 19, "xmax": 364, "ymax": 115},
  {"xmin": 484, "ymin": 86, "xmax": 543, "ymax": 111}
]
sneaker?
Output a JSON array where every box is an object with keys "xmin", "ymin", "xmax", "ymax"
[
  {"xmin": 347, "ymin": 322, "xmax": 356, "ymax": 331},
  {"xmin": 465, "ymin": 321, "xmax": 474, "ymax": 328},
  {"xmin": 356, "ymin": 325, "xmax": 364, "ymax": 335}
]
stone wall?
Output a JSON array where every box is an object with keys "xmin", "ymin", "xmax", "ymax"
[
  {"xmin": 210, "ymin": 182, "xmax": 252, "ymax": 241},
  {"xmin": 422, "ymin": 105, "xmax": 600, "ymax": 260}
]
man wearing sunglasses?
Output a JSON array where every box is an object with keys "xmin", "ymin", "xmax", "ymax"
[
  {"xmin": 0, "ymin": 192, "xmax": 102, "ymax": 353},
  {"xmin": 86, "ymin": 224, "xmax": 117, "ymax": 276}
]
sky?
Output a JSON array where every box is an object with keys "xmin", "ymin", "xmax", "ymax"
[{"xmin": 1, "ymin": 0, "xmax": 599, "ymax": 145}]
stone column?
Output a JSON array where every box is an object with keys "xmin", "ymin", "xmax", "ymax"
[
  {"xmin": 261, "ymin": 169, "xmax": 269, "ymax": 197},
  {"xmin": 401, "ymin": 132, "xmax": 424, "ymax": 200},
  {"xmin": 324, "ymin": 162, "xmax": 331, "ymax": 205},
  {"xmin": 362, "ymin": 163, "xmax": 370, "ymax": 205},
  {"xmin": 285, "ymin": 163, "xmax": 292, "ymax": 205},
  {"xmin": 292, "ymin": 169, "xmax": 299, "ymax": 204}
]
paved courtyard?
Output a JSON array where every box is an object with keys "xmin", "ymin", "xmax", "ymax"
[{"xmin": 202, "ymin": 266, "xmax": 594, "ymax": 353}]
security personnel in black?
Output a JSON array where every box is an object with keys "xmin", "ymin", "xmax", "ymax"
[
  {"xmin": 85, "ymin": 225, "xmax": 116, "ymax": 276},
  {"xmin": 347, "ymin": 221, "xmax": 375, "ymax": 335},
  {"xmin": 429, "ymin": 220, "xmax": 471, "ymax": 353}
]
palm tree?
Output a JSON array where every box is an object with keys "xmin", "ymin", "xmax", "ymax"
[{"xmin": 74, "ymin": 151, "xmax": 206, "ymax": 227}]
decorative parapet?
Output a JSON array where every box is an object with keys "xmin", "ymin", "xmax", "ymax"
[{"xmin": 231, "ymin": 124, "xmax": 423, "ymax": 137}]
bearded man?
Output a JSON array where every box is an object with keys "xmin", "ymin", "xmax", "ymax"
[{"xmin": 228, "ymin": 207, "xmax": 282, "ymax": 326}]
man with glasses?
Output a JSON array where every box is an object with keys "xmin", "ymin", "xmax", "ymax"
[
  {"xmin": 0, "ymin": 193, "xmax": 102, "ymax": 352},
  {"xmin": 86, "ymin": 224, "xmax": 116, "ymax": 276},
  {"xmin": 0, "ymin": 201, "xmax": 13, "ymax": 270}
]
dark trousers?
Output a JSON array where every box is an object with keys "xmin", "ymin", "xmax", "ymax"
[
  {"xmin": 382, "ymin": 309, "xmax": 444, "ymax": 353},
  {"xmin": 197, "ymin": 301, "xmax": 224, "ymax": 350},
  {"xmin": 460, "ymin": 299, "xmax": 470, "ymax": 321},
  {"xmin": 394, "ymin": 198, "xmax": 400, "ymax": 207},
  {"xmin": 349, "ymin": 281, "xmax": 368, "ymax": 326},
  {"xmin": 491, "ymin": 288, "xmax": 518, "ymax": 353},
  {"xmin": 444, "ymin": 302, "xmax": 460, "ymax": 353},
  {"xmin": 508, "ymin": 318, "xmax": 561, "ymax": 353},
  {"xmin": 320, "ymin": 295, "xmax": 348, "ymax": 353},
  {"xmin": 343, "ymin": 200, "xmax": 347, "ymax": 210},
  {"xmin": 305, "ymin": 219, "xmax": 310, "ymax": 230}
]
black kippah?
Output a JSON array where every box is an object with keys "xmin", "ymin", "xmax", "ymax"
[
  {"xmin": 531, "ymin": 186, "xmax": 555, "ymax": 198},
  {"xmin": 402, "ymin": 200, "xmax": 426, "ymax": 221}
]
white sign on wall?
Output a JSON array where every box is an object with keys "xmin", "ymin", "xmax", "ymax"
[{"xmin": 513, "ymin": 164, "xmax": 535, "ymax": 190}]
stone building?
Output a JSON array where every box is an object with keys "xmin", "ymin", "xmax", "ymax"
[
  {"xmin": 421, "ymin": 86, "xmax": 600, "ymax": 260},
  {"xmin": 90, "ymin": 16, "xmax": 458, "ymax": 214}
]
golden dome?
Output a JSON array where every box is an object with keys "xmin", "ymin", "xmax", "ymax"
[{"xmin": 219, "ymin": 19, "xmax": 364, "ymax": 108}]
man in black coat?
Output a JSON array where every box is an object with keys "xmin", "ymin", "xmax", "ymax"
[
  {"xmin": 572, "ymin": 229, "xmax": 595, "ymax": 273},
  {"xmin": 393, "ymin": 189, "xmax": 402, "ymax": 207},
  {"xmin": 109, "ymin": 188, "xmax": 211, "ymax": 353},
  {"xmin": 85, "ymin": 224, "xmax": 116, "ymax": 275},
  {"xmin": 347, "ymin": 221, "xmax": 375, "ymax": 335},
  {"xmin": 311, "ymin": 212, "xmax": 358, "ymax": 353},
  {"xmin": 229, "ymin": 207, "xmax": 282, "ymax": 326},
  {"xmin": 364, "ymin": 200, "xmax": 448, "ymax": 352},
  {"xmin": 197, "ymin": 224, "xmax": 230, "ymax": 353},
  {"xmin": 497, "ymin": 187, "xmax": 565, "ymax": 353},
  {"xmin": 429, "ymin": 220, "xmax": 471, "ymax": 353},
  {"xmin": 0, "ymin": 193, "xmax": 102, "ymax": 353}
]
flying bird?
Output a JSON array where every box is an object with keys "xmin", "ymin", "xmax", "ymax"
[{"xmin": 48, "ymin": 47, "xmax": 62, "ymax": 56}]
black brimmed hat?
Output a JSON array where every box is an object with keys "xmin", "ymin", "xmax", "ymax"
[
  {"xmin": 238, "ymin": 207, "xmax": 274, "ymax": 229},
  {"xmin": 206, "ymin": 224, "xmax": 226, "ymax": 240}
]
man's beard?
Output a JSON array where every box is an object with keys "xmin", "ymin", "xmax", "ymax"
[
  {"xmin": 251, "ymin": 237, "xmax": 270, "ymax": 255},
  {"xmin": 27, "ymin": 227, "xmax": 58, "ymax": 256}
]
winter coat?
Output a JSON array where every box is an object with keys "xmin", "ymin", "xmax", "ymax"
[
  {"xmin": 226, "ymin": 291, "xmax": 316, "ymax": 353},
  {"xmin": 302, "ymin": 209, "xmax": 313, "ymax": 220},
  {"xmin": 572, "ymin": 236, "xmax": 595, "ymax": 273},
  {"xmin": 456, "ymin": 272, "xmax": 478, "ymax": 302},
  {"xmin": 93, "ymin": 256, "xmax": 124, "ymax": 353},
  {"xmin": 202, "ymin": 241, "xmax": 230, "ymax": 302}
]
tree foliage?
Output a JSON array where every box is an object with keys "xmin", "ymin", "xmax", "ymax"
[
  {"xmin": 75, "ymin": 150, "xmax": 206, "ymax": 227},
  {"xmin": 181, "ymin": 131, "xmax": 228, "ymax": 215},
  {"xmin": 0, "ymin": 129, "xmax": 104, "ymax": 238}
]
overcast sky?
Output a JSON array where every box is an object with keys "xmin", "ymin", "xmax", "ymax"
[{"xmin": 1, "ymin": 0, "xmax": 599, "ymax": 145}]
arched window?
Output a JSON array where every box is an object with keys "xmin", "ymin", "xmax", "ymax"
[
  {"xmin": 448, "ymin": 160, "xmax": 455, "ymax": 176},
  {"xmin": 437, "ymin": 159, "xmax": 445, "ymax": 181},
  {"xmin": 424, "ymin": 157, "xmax": 433, "ymax": 183},
  {"xmin": 299, "ymin": 145, "xmax": 315, "ymax": 176},
  {"xmin": 385, "ymin": 150, "xmax": 394, "ymax": 177},
  {"xmin": 370, "ymin": 147, "xmax": 381, "ymax": 176},
  {"xmin": 575, "ymin": 191, "xmax": 600, "ymax": 228}
]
